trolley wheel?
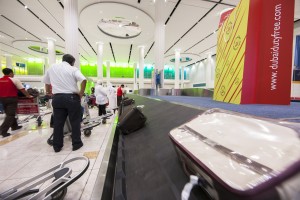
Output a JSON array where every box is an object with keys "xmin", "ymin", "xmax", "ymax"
[
  {"xmin": 37, "ymin": 121, "xmax": 42, "ymax": 127},
  {"xmin": 37, "ymin": 116, "xmax": 42, "ymax": 126},
  {"xmin": 84, "ymin": 129, "xmax": 92, "ymax": 136},
  {"xmin": 47, "ymin": 138, "xmax": 53, "ymax": 146},
  {"xmin": 45, "ymin": 185, "xmax": 67, "ymax": 200}
]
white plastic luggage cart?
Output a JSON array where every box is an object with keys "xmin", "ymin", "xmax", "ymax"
[
  {"xmin": 47, "ymin": 113, "xmax": 113, "ymax": 146},
  {"xmin": 0, "ymin": 156, "xmax": 89, "ymax": 200}
]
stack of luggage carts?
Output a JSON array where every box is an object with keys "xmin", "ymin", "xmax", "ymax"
[{"xmin": 0, "ymin": 156, "xmax": 90, "ymax": 200}]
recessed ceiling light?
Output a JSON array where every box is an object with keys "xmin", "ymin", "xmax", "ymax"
[{"xmin": 25, "ymin": 5, "xmax": 28, "ymax": 9}]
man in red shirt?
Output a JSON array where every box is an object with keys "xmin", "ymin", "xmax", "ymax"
[
  {"xmin": 117, "ymin": 84, "xmax": 125, "ymax": 107},
  {"xmin": 0, "ymin": 68, "xmax": 32, "ymax": 137}
]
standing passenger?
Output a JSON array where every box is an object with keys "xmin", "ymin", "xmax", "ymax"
[
  {"xmin": 43, "ymin": 54, "xmax": 86, "ymax": 152},
  {"xmin": 107, "ymin": 82, "xmax": 117, "ymax": 110},
  {"xmin": 95, "ymin": 81, "xmax": 108, "ymax": 123},
  {"xmin": 117, "ymin": 84, "xmax": 125, "ymax": 107},
  {"xmin": 0, "ymin": 68, "xmax": 33, "ymax": 137}
]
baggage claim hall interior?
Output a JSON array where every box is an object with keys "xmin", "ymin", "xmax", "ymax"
[{"xmin": 1, "ymin": 0, "xmax": 300, "ymax": 199}]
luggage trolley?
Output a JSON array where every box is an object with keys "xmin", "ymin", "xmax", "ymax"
[
  {"xmin": 17, "ymin": 97, "xmax": 44, "ymax": 126},
  {"xmin": 47, "ymin": 102, "xmax": 113, "ymax": 145},
  {"xmin": 0, "ymin": 156, "xmax": 89, "ymax": 200}
]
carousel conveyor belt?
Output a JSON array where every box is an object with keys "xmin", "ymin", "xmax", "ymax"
[{"xmin": 117, "ymin": 94, "xmax": 207, "ymax": 200}]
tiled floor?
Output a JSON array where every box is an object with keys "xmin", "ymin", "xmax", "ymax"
[{"xmin": 0, "ymin": 106, "xmax": 117, "ymax": 199}]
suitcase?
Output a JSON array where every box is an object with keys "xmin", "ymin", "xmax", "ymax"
[
  {"xmin": 118, "ymin": 106, "xmax": 146, "ymax": 135},
  {"xmin": 123, "ymin": 98, "xmax": 135, "ymax": 106},
  {"xmin": 169, "ymin": 108, "xmax": 300, "ymax": 200}
]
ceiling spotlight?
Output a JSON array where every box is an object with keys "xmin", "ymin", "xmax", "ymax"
[{"xmin": 25, "ymin": 5, "xmax": 28, "ymax": 9}]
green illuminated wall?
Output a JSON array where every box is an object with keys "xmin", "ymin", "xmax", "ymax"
[
  {"xmin": 13, "ymin": 67, "xmax": 28, "ymax": 75},
  {"xmin": 80, "ymin": 65, "xmax": 134, "ymax": 78},
  {"xmin": 2, "ymin": 59, "xmax": 188, "ymax": 80},
  {"xmin": 136, "ymin": 67, "xmax": 187, "ymax": 80},
  {"xmin": 109, "ymin": 66, "xmax": 134, "ymax": 78},
  {"xmin": 26, "ymin": 61, "xmax": 44, "ymax": 75},
  {"xmin": 85, "ymin": 80, "xmax": 95, "ymax": 95},
  {"xmin": 80, "ymin": 64, "xmax": 97, "ymax": 77}
]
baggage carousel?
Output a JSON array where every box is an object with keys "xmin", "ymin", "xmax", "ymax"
[{"xmin": 94, "ymin": 94, "xmax": 209, "ymax": 200}]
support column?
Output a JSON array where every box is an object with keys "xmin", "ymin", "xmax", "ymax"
[
  {"xmin": 44, "ymin": 57, "xmax": 49, "ymax": 74},
  {"xmin": 47, "ymin": 38, "xmax": 56, "ymax": 70},
  {"xmin": 206, "ymin": 53, "xmax": 212, "ymax": 88},
  {"xmin": 97, "ymin": 42, "xmax": 104, "ymax": 80},
  {"xmin": 64, "ymin": 0, "xmax": 79, "ymax": 68},
  {"xmin": 6, "ymin": 55, "xmax": 12, "ymax": 69},
  {"xmin": 138, "ymin": 46, "xmax": 145, "ymax": 89},
  {"xmin": 106, "ymin": 61, "xmax": 110, "ymax": 84},
  {"xmin": 174, "ymin": 49, "xmax": 180, "ymax": 89},
  {"xmin": 154, "ymin": 0, "xmax": 166, "ymax": 88},
  {"xmin": 181, "ymin": 66, "xmax": 184, "ymax": 88},
  {"xmin": 133, "ymin": 62, "xmax": 138, "ymax": 90}
]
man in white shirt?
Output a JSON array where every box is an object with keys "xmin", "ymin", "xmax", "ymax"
[{"xmin": 43, "ymin": 54, "xmax": 86, "ymax": 152}]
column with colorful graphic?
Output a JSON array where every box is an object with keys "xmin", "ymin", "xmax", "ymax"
[{"xmin": 214, "ymin": 0, "xmax": 295, "ymax": 104}]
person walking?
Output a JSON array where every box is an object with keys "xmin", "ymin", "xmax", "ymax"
[
  {"xmin": 0, "ymin": 68, "xmax": 33, "ymax": 137},
  {"xmin": 43, "ymin": 54, "xmax": 86, "ymax": 152},
  {"xmin": 107, "ymin": 82, "xmax": 117, "ymax": 110},
  {"xmin": 95, "ymin": 80, "xmax": 108, "ymax": 123},
  {"xmin": 117, "ymin": 84, "xmax": 125, "ymax": 107}
]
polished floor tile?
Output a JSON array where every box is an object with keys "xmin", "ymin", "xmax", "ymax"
[{"xmin": 0, "ymin": 107, "xmax": 117, "ymax": 199}]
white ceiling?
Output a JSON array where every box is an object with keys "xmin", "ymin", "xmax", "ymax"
[{"xmin": 0, "ymin": 0, "xmax": 299, "ymax": 67}]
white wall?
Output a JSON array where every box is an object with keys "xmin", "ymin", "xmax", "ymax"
[
  {"xmin": 291, "ymin": 20, "xmax": 300, "ymax": 98},
  {"xmin": 187, "ymin": 55, "xmax": 216, "ymax": 88}
]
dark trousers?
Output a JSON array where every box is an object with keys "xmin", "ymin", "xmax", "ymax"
[
  {"xmin": 0, "ymin": 97, "xmax": 18, "ymax": 135},
  {"xmin": 98, "ymin": 104, "xmax": 107, "ymax": 116},
  {"xmin": 52, "ymin": 94, "xmax": 83, "ymax": 149},
  {"xmin": 117, "ymin": 96, "xmax": 122, "ymax": 107}
]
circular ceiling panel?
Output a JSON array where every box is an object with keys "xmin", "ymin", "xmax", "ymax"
[
  {"xmin": 98, "ymin": 17, "xmax": 142, "ymax": 39},
  {"xmin": 169, "ymin": 57, "xmax": 192, "ymax": 63},
  {"xmin": 28, "ymin": 46, "xmax": 64, "ymax": 55},
  {"xmin": 80, "ymin": 2, "xmax": 154, "ymax": 45},
  {"xmin": 12, "ymin": 40, "xmax": 65, "ymax": 58},
  {"xmin": 164, "ymin": 53, "xmax": 200, "ymax": 66}
]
